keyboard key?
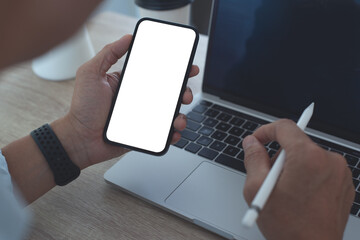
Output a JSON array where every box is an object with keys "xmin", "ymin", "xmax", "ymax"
[
  {"xmin": 309, "ymin": 136, "xmax": 329, "ymax": 146},
  {"xmin": 181, "ymin": 129, "xmax": 200, "ymax": 141},
  {"xmin": 230, "ymin": 117, "xmax": 245, "ymax": 126},
  {"xmin": 223, "ymin": 146, "xmax": 240, "ymax": 156},
  {"xmin": 205, "ymin": 109, "xmax": 220, "ymax": 118},
  {"xmin": 353, "ymin": 179, "xmax": 360, "ymax": 189},
  {"xmin": 237, "ymin": 150, "xmax": 244, "ymax": 160},
  {"xmin": 356, "ymin": 161, "xmax": 360, "ymax": 170},
  {"xmin": 241, "ymin": 131, "xmax": 253, "ymax": 138},
  {"xmin": 210, "ymin": 141, "xmax": 226, "ymax": 151},
  {"xmin": 186, "ymin": 120, "xmax": 201, "ymax": 131},
  {"xmin": 212, "ymin": 104, "xmax": 268, "ymax": 125},
  {"xmin": 243, "ymin": 121, "xmax": 259, "ymax": 131},
  {"xmin": 193, "ymin": 104, "xmax": 208, "ymax": 113},
  {"xmin": 211, "ymin": 131, "xmax": 227, "ymax": 141},
  {"xmin": 345, "ymin": 154, "xmax": 359, "ymax": 167},
  {"xmin": 355, "ymin": 192, "xmax": 360, "ymax": 205},
  {"xmin": 353, "ymin": 168, "xmax": 360, "ymax": 179},
  {"xmin": 217, "ymin": 113, "xmax": 231, "ymax": 122},
  {"xmin": 216, "ymin": 122, "xmax": 231, "ymax": 132},
  {"xmin": 351, "ymin": 203, "xmax": 360, "ymax": 216},
  {"xmin": 238, "ymin": 139, "xmax": 244, "ymax": 149},
  {"xmin": 198, "ymin": 126, "xmax": 214, "ymax": 136},
  {"xmin": 318, "ymin": 144, "xmax": 330, "ymax": 151},
  {"xmin": 197, "ymin": 136, "xmax": 213, "ymax": 146},
  {"xmin": 309, "ymin": 135, "xmax": 360, "ymax": 158},
  {"xmin": 330, "ymin": 148, "xmax": 344, "ymax": 156},
  {"xmin": 200, "ymin": 100, "xmax": 212, "ymax": 107},
  {"xmin": 224, "ymin": 135, "xmax": 241, "ymax": 146},
  {"xmin": 215, "ymin": 154, "xmax": 246, "ymax": 173},
  {"xmin": 269, "ymin": 141, "xmax": 280, "ymax": 151},
  {"xmin": 185, "ymin": 143, "xmax": 202, "ymax": 153},
  {"xmin": 203, "ymin": 118, "xmax": 219, "ymax": 127},
  {"xmin": 348, "ymin": 150, "xmax": 360, "ymax": 159},
  {"xmin": 268, "ymin": 149, "xmax": 277, "ymax": 158},
  {"xmin": 229, "ymin": 127, "xmax": 244, "ymax": 137},
  {"xmin": 174, "ymin": 138, "xmax": 188, "ymax": 148},
  {"xmin": 198, "ymin": 148, "xmax": 218, "ymax": 160},
  {"xmin": 187, "ymin": 111, "xmax": 205, "ymax": 123}
]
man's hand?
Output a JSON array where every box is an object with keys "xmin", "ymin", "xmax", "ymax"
[
  {"xmin": 52, "ymin": 34, "xmax": 199, "ymax": 169},
  {"xmin": 3, "ymin": 35, "xmax": 198, "ymax": 203},
  {"xmin": 242, "ymin": 119, "xmax": 354, "ymax": 240}
]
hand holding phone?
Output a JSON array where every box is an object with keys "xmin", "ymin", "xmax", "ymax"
[{"xmin": 104, "ymin": 18, "xmax": 199, "ymax": 155}]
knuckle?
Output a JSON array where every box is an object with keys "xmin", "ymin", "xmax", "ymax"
[
  {"xmin": 273, "ymin": 118, "xmax": 297, "ymax": 136},
  {"xmin": 328, "ymin": 151, "xmax": 348, "ymax": 171},
  {"xmin": 330, "ymin": 155, "xmax": 355, "ymax": 195},
  {"xmin": 305, "ymin": 142, "xmax": 322, "ymax": 156},
  {"xmin": 299, "ymin": 144, "xmax": 353, "ymax": 186},
  {"xmin": 103, "ymin": 43, "xmax": 112, "ymax": 51},
  {"xmin": 278, "ymin": 118, "xmax": 296, "ymax": 125},
  {"xmin": 334, "ymin": 155, "xmax": 354, "ymax": 184},
  {"xmin": 276, "ymin": 118, "xmax": 296, "ymax": 129},
  {"xmin": 296, "ymin": 143, "xmax": 325, "ymax": 172},
  {"xmin": 336, "ymin": 155, "xmax": 349, "ymax": 169}
]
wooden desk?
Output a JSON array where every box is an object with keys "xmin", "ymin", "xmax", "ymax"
[{"xmin": 0, "ymin": 12, "xmax": 223, "ymax": 240}]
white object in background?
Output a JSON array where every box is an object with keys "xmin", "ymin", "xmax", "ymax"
[
  {"xmin": 32, "ymin": 27, "xmax": 95, "ymax": 81},
  {"xmin": 137, "ymin": 4, "xmax": 191, "ymax": 25}
]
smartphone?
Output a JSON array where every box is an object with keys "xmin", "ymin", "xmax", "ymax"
[{"xmin": 104, "ymin": 18, "xmax": 199, "ymax": 155}]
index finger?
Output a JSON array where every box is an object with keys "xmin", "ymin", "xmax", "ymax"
[{"xmin": 252, "ymin": 119, "xmax": 313, "ymax": 150}]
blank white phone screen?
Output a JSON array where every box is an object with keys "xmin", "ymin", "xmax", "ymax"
[{"xmin": 106, "ymin": 20, "xmax": 197, "ymax": 153}]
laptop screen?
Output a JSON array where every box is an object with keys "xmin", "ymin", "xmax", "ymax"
[{"xmin": 203, "ymin": 0, "xmax": 360, "ymax": 144}]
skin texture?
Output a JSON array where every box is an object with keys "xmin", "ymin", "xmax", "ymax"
[{"xmin": 242, "ymin": 119, "xmax": 355, "ymax": 240}]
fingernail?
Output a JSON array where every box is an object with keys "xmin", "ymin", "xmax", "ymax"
[{"xmin": 242, "ymin": 135, "xmax": 257, "ymax": 150}]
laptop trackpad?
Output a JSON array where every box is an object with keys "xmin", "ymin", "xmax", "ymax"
[{"xmin": 165, "ymin": 161, "xmax": 264, "ymax": 239}]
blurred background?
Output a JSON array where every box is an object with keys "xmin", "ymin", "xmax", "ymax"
[
  {"xmin": 32, "ymin": 0, "xmax": 213, "ymax": 81},
  {"xmin": 96, "ymin": 0, "xmax": 212, "ymax": 34}
]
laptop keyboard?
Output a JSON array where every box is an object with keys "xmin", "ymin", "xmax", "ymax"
[{"xmin": 174, "ymin": 100, "xmax": 360, "ymax": 218}]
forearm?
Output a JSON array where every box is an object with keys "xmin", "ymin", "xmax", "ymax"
[
  {"xmin": 1, "ymin": 117, "xmax": 89, "ymax": 204},
  {"xmin": 2, "ymin": 134, "xmax": 55, "ymax": 204}
]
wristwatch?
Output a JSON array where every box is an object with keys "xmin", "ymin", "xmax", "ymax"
[{"xmin": 31, "ymin": 124, "xmax": 80, "ymax": 186}]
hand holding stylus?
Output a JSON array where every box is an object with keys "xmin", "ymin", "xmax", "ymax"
[
  {"xmin": 242, "ymin": 103, "xmax": 314, "ymax": 227},
  {"xmin": 241, "ymin": 107, "xmax": 354, "ymax": 240}
]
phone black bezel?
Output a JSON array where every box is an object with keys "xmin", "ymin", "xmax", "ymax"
[{"xmin": 103, "ymin": 17, "xmax": 199, "ymax": 156}]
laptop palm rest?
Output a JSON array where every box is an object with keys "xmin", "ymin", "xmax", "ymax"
[{"xmin": 165, "ymin": 161, "xmax": 264, "ymax": 240}]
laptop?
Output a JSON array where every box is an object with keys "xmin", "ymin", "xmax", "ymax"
[{"xmin": 105, "ymin": 0, "xmax": 360, "ymax": 239}]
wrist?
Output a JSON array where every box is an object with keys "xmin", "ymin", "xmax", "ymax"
[{"xmin": 50, "ymin": 116, "xmax": 90, "ymax": 170}]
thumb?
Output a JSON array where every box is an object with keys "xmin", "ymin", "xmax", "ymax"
[
  {"xmin": 85, "ymin": 34, "xmax": 133, "ymax": 76},
  {"xmin": 242, "ymin": 135, "xmax": 271, "ymax": 205}
]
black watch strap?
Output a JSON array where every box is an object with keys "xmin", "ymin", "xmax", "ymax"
[{"xmin": 31, "ymin": 124, "xmax": 80, "ymax": 186}]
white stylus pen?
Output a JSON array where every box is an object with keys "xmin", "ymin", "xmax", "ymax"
[{"xmin": 242, "ymin": 102, "xmax": 314, "ymax": 228}]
